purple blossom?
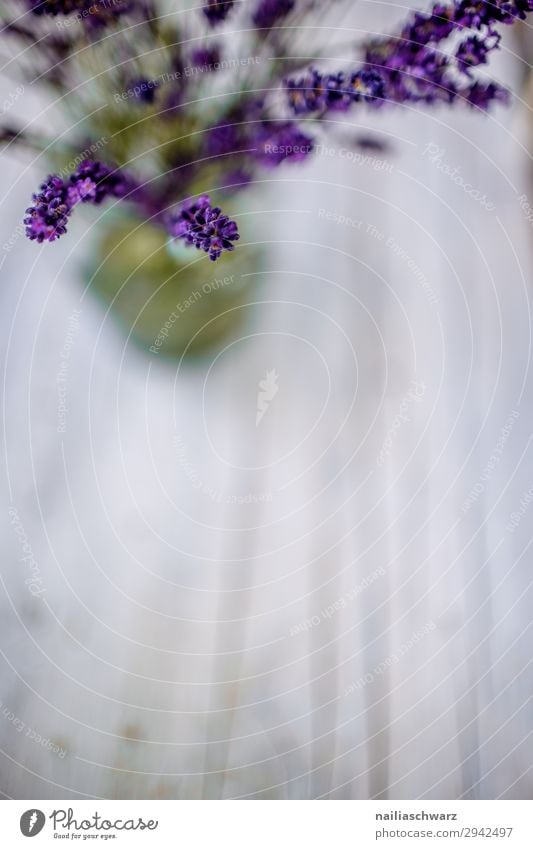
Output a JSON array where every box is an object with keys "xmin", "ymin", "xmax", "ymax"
[
  {"xmin": 286, "ymin": 0, "xmax": 515, "ymax": 120},
  {"xmin": 203, "ymin": 0, "xmax": 235, "ymax": 25},
  {"xmin": 27, "ymin": 0, "xmax": 90, "ymax": 15},
  {"xmin": 287, "ymin": 68, "xmax": 385, "ymax": 114},
  {"xmin": 24, "ymin": 176, "xmax": 71, "ymax": 243},
  {"xmin": 286, "ymin": 70, "xmax": 326, "ymax": 114},
  {"xmin": 452, "ymin": 0, "xmax": 514, "ymax": 29},
  {"xmin": 219, "ymin": 169, "xmax": 253, "ymax": 192},
  {"xmin": 27, "ymin": 0, "xmax": 131, "ymax": 21},
  {"xmin": 204, "ymin": 98, "xmax": 263, "ymax": 156},
  {"xmin": 319, "ymin": 72, "xmax": 352, "ymax": 111},
  {"xmin": 399, "ymin": 4, "xmax": 456, "ymax": 46},
  {"xmin": 364, "ymin": 43, "xmax": 454, "ymax": 106},
  {"xmin": 350, "ymin": 70, "xmax": 387, "ymax": 103},
  {"xmin": 25, "ymin": 159, "xmax": 130, "ymax": 243},
  {"xmin": 253, "ymin": 123, "xmax": 314, "ymax": 166},
  {"xmin": 515, "ymin": 0, "xmax": 533, "ymax": 19},
  {"xmin": 463, "ymin": 80, "xmax": 510, "ymax": 108},
  {"xmin": 190, "ymin": 46, "xmax": 221, "ymax": 69},
  {"xmin": 395, "ymin": 0, "xmax": 527, "ymax": 44},
  {"xmin": 455, "ymin": 33, "xmax": 497, "ymax": 71},
  {"xmin": 360, "ymin": 0, "xmax": 533, "ymax": 110},
  {"xmin": 129, "ymin": 78, "xmax": 159, "ymax": 104},
  {"xmin": 206, "ymin": 121, "xmax": 246, "ymax": 157},
  {"xmin": 67, "ymin": 159, "xmax": 130, "ymax": 203},
  {"xmin": 168, "ymin": 195, "xmax": 240, "ymax": 261},
  {"xmin": 356, "ymin": 0, "xmax": 533, "ymax": 109},
  {"xmin": 252, "ymin": 0, "xmax": 295, "ymax": 29},
  {"xmin": 80, "ymin": 0, "xmax": 133, "ymax": 28}
]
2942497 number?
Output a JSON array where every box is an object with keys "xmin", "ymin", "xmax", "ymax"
[{"xmin": 461, "ymin": 828, "xmax": 513, "ymax": 838}]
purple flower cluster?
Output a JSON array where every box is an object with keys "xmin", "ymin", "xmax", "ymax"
[
  {"xmin": 254, "ymin": 123, "xmax": 314, "ymax": 166},
  {"xmin": 24, "ymin": 176, "xmax": 71, "ymax": 243},
  {"xmin": 205, "ymin": 114, "xmax": 314, "ymax": 169},
  {"xmin": 252, "ymin": 0, "xmax": 295, "ymax": 29},
  {"xmin": 464, "ymin": 80, "xmax": 509, "ymax": 108},
  {"xmin": 25, "ymin": 160, "xmax": 129, "ymax": 243},
  {"xmin": 27, "ymin": 0, "xmax": 90, "ymax": 15},
  {"xmin": 284, "ymin": 0, "xmax": 530, "ymax": 115},
  {"xmin": 190, "ymin": 46, "xmax": 222, "ymax": 69},
  {"xmin": 203, "ymin": 0, "xmax": 235, "ymax": 25},
  {"xmin": 27, "ymin": 0, "xmax": 131, "ymax": 20},
  {"xmin": 363, "ymin": 0, "xmax": 532, "ymax": 108},
  {"xmin": 381, "ymin": 0, "xmax": 532, "ymax": 56},
  {"xmin": 69, "ymin": 158, "xmax": 130, "ymax": 201},
  {"xmin": 206, "ymin": 119, "xmax": 247, "ymax": 157},
  {"xmin": 287, "ymin": 69, "xmax": 385, "ymax": 114},
  {"xmin": 455, "ymin": 33, "xmax": 499, "ymax": 72},
  {"xmin": 168, "ymin": 195, "xmax": 240, "ymax": 261},
  {"xmin": 13, "ymin": 0, "xmax": 533, "ymax": 260},
  {"xmin": 129, "ymin": 77, "xmax": 159, "ymax": 104}
]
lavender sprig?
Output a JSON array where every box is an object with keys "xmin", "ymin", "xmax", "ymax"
[
  {"xmin": 286, "ymin": 0, "xmax": 531, "ymax": 114},
  {"xmin": 363, "ymin": 0, "xmax": 532, "ymax": 107},
  {"xmin": 252, "ymin": 0, "xmax": 295, "ymax": 29},
  {"xmin": 25, "ymin": 160, "xmax": 130, "ymax": 243},
  {"xmin": 203, "ymin": 0, "xmax": 235, "ymax": 25},
  {"xmin": 26, "ymin": 0, "xmax": 132, "ymax": 23},
  {"xmin": 286, "ymin": 69, "xmax": 386, "ymax": 114},
  {"xmin": 168, "ymin": 195, "xmax": 240, "ymax": 261}
]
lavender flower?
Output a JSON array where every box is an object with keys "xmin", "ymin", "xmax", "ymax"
[
  {"xmin": 514, "ymin": 0, "xmax": 533, "ymax": 18},
  {"xmin": 252, "ymin": 0, "xmax": 295, "ymax": 29},
  {"xmin": 286, "ymin": 70, "xmax": 326, "ymax": 114},
  {"xmin": 219, "ymin": 169, "xmax": 253, "ymax": 191},
  {"xmin": 203, "ymin": 0, "xmax": 235, "ymax": 25},
  {"xmin": 350, "ymin": 70, "xmax": 386, "ymax": 103},
  {"xmin": 362, "ymin": 0, "xmax": 533, "ymax": 108},
  {"xmin": 397, "ymin": 0, "xmax": 515, "ymax": 45},
  {"xmin": 253, "ymin": 123, "xmax": 314, "ymax": 166},
  {"xmin": 190, "ymin": 46, "xmax": 222, "ymax": 69},
  {"xmin": 129, "ymin": 78, "xmax": 159, "ymax": 104},
  {"xmin": 455, "ymin": 34, "xmax": 497, "ymax": 72},
  {"xmin": 27, "ymin": 0, "xmax": 90, "ymax": 15},
  {"xmin": 463, "ymin": 80, "xmax": 510, "ymax": 108},
  {"xmin": 206, "ymin": 120, "xmax": 246, "ymax": 157},
  {"xmin": 25, "ymin": 160, "xmax": 129, "ymax": 243},
  {"xmin": 67, "ymin": 159, "xmax": 130, "ymax": 204},
  {"xmin": 27, "ymin": 0, "xmax": 130, "ymax": 21},
  {"xmin": 400, "ymin": 4, "xmax": 456, "ymax": 45},
  {"xmin": 168, "ymin": 195, "xmax": 240, "ymax": 261},
  {"xmin": 24, "ymin": 176, "xmax": 71, "ymax": 243},
  {"xmin": 287, "ymin": 69, "xmax": 385, "ymax": 114}
]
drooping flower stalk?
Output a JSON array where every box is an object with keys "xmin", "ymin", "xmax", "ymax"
[
  {"xmin": 25, "ymin": 160, "xmax": 131, "ymax": 242},
  {"xmin": 362, "ymin": 0, "xmax": 532, "ymax": 107},
  {"xmin": 285, "ymin": 0, "xmax": 530, "ymax": 115}
]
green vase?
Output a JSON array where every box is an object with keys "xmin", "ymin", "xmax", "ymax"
[{"xmin": 85, "ymin": 214, "xmax": 257, "ymax": 358}]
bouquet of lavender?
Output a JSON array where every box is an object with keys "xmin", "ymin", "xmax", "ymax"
[
  {"xmin": 1, "ymin": 0, "xmax": 529, "ymax": 349},
  {"xmin": 0, "ymin": 0, "xmax": 533, "ymax": 352}
]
